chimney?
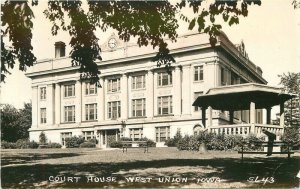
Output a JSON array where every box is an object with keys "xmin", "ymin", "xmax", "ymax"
[{"xmin": 54, "ymin": 41, "xmax": 66, "ymax": 58}]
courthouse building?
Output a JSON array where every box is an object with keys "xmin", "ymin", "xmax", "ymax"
[{"xmin": 26, "ymin": 32, "xmax": 267, "ymax": 147}]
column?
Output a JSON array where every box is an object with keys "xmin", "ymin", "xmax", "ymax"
[
  {"xmin": 202, "ymin": 107, "xmax": 207, "ymax": 128},
  {"xmin": 182, "ymin": 65, "xmax": 191, "ymax": 115},
  {"xmin": 250, "ymin": 102, "xmax": 256, "ymax": 134},
  {"xmin": 121, "ymin": 74, "xmax": 128, "ymax": 119},
  {"xmin": 207, "ymin": 106, "xmax": 212, "ymax": 132},
  {"xmin": 280, "ymin": 102, "xmax": 285, "ymax": 127},
  {"xmin": 266, "ymin": 107, "xmax": 271, "ymax": 124},
  {"xmin": 32, "ymin": 86, "xmax": 38, "ymax": 128},
  {"xmin": 55, "ymin": 83, "xmax": 61, "ymax": 125},
  {"xmin": 173, "ymin": 66, "xmax": 181, "ymax": 116},
  {"xmin": 98, "ymin": 78, "xmax": 104, "ymax": 121},
  {"xmin": 146, "ymin": 70, "xmax": 154, "ymax": 118},
  {"xmin": 75, "ymin": 80, "xmax": 82, "ymax": 123},
  {"xmin": 229, "ymin": 110, "xmax": 234, "ymax": 124},
  {"xmin": 46, "ymin": 84, "xmax": 54, "ymax": 126}
]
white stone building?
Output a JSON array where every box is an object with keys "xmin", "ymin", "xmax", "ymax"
[{"xmin": 26, "ymin": 32, "xmax": 267, "ymax": 147}]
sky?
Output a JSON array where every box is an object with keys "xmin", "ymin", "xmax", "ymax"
[{"xmin": 1, "ymin": 0, "xmax": 299, "ymax": 110}]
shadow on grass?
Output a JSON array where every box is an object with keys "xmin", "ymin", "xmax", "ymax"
[
  {"xmin": 1, "ymin": 156, "xmax": 299, "ymax": 188},
  {"xmin": 1, "ymin": 153, "xmax": 81, "ymax": 166}
]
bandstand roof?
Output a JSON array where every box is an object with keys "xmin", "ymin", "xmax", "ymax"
[{"xmin": 192, "ymin": 83, "xmax": 296, "ymax": 111}]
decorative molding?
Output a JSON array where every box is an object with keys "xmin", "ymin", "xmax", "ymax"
[{"xmin": 108, "ymin": 95, "xmax": 120, "ymax": 101}]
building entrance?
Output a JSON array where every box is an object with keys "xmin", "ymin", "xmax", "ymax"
[{"xmin": 98, "ymin": 129, "xmax": 120, "ymax": 148}]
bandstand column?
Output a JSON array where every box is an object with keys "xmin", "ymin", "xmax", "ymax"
[
  {"xmin": 250, "ymin": 102, "xmax": 256, "ymax": 134},
  {"xmin": 202, "ymin": 107, "xmax": 207, "ymax": 128},
  {"xmin": 266, "ymin": 107, "xmax": 272, "ymax": 124},
  {"xmin": 280, "ymin": 102, "xmax": 285, "ymax": 127}
]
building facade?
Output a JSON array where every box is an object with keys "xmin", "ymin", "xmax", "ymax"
[{"xmin": 26, "ymin": 32, "xmax": 267, "ymax": 147}]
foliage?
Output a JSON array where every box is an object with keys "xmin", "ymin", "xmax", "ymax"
[
  {"xmin": 1, "ymin": 0, "xmax": 261, "ymax": 84},
  {"xmin": 282, "ymin": 127, "xmax": 300, "ymax": 147},
  {"xmin": 137, "ymin": 137, "xmax": 156, "ymax": 147},
  {"xmin": 276, "ymin": 72, "xmax": 300, "ymax": 127},
  {"xmin": 0, "ymin": 103, "xmax": 32, "ymax": 142},
  {"xmin": 65, "ymin": 136, "xmax": 85, "ymax": 148},
  {"xmin": 164, "ymin": 129, "xmax": 182, "ymax": 147},
  {"xmin": 109, "ymin": 141, "xmax": 122, "ymax": 148},
  {"xmin": 87, "ymin": 138, "xmax": 98, "ymax": 144},
  {"xmin": 15, "ymin": 139, "xmax": 38, "ymax": 149},
  {"xmin": 39, "ymin": 131, "xmax": 47, "ymax": 144},
  {"xmin": 1, "ymin": 141, "xmax": 17, "ymax": 149},
  {"xmin": 120, "ymin": 137, "xmax": 132, "ymax": 141},
  {"xmin": 46, "ymin": 142, "xmax": 62, "ymax": 148},
  {"xmin": 80, "ymin": 142, "xmax": 96, "ymax": 148}
]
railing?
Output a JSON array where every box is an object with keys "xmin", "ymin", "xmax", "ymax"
[{"xmin": 209, "ymin": 124, "xmax": 283, "ymax": 136}]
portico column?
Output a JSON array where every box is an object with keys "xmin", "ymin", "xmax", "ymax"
[
  {"xmin": 55, "ymin": 83, "xmax": 61, "ymax": 125},
  {"xmin": 207, "ymin": 106, "xmax": 212, "ymax": 132},
  {"xmin": 250, "ymin": 102, "xmax": 256, "ymax": 134},
  {"xmin": 202, "ymin": 107, "xmax": 207, "ymax": 128},
  {"xmin": 46, "ymin": 84, "xmax": 54, "ymax": 126},
  {"xmin": 266, "ymin": 107, "xmax": 272, "ymax": 124},
  {"xmin": 182, "ymin": 65, "xmax": 191, "ymax": 115},
  {"xmin": 98, "ymin": 78, "xmax": 104, "ymax": 121},
  {"xmin": 32, "ymin": 86, "xmax": 38, "ymax": 128},
  {"xmin": 280, "ymin": 102, "xmax": 285, "ymax": 127},
  {"xmin": 75, "ymin": 80, "xmax": 82, "ymax": 123},
  {"xmin": 146, "ymin": 70, "xmax": 154, "ymax": 118},
  {"xmin": 121, "ymin": 73, "xmax": 128, "ymax": 119},
  {"xmin": 173, "ymin": 66, "xmax": 181, "ymax": 116}
]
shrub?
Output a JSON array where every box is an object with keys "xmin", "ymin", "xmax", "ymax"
[
  {"xmin": 15, "ymin": 139, "xmax": 39, "ymax": 149},
  {"xmin": 80, "ymin": 142, "xmax": 96, "ymax": 148},
  {"xmin": 120, "ymin": 137, "xmax": 132, "ymax": 141},
  {"xmin": 177, "ymin": 135, "xmax": 191, "ymax": 151},
  {"xmin": 138, "ymin": 137, "xmax": 156, "ymax": 147},
  {"xmin": 282, "ymin": 127, "xmax": 300, "ymax": 147},
  {"xmin": 47, "ymin": 142, "xmax": 62, "ymax": 148},
  {"xmin": 1, "ymin": 141, "xmax": 17, "ymax": 149},
  {"xmin": 87, "ymin": 138, "xmax": 98, "ymax": 144},
  {"xmin": 39, "ymin": 131, "xmax": 47, "ymax": 144},
  {"xmin": 165, "ymin": 130, "xmax": 182, "ymax": 147},
  {"xmin": 110, "ymin": 141, "xmax": 122, "ymax": 148},
  {"xmin": 65, "ymin": 136, "xmax": 85, "ymax": 148},
  {"xmin": 244, "ymin": 134, "xmax": 264, "ymax": 151}
]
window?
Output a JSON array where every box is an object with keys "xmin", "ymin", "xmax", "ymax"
[
  {"xmin": 221, "ymin": 67, "xmax": 231, "ymax": 86},
  {"xmin": 132, "ymin": 99, "xmax": 146, "ymax": 117},
  {"xmin": 194, "ymin": 92, "xmax": 203, "ymax": 111},
  {"xmin": 129, "ymin": 128, "xmax": 143, "ymax": 141},
  {"xmin": 61, "ymin": 132, "xmax": 72, "ymax": 146},
  {"xmin": 158, "ymin": 72, "xmax": 172, "ymax": 86},
  {"xmin": 108, "ymin": 101, "xmax": 121, "ymax": 119},
  {"xmin": 64, "ymin": 106, "xmax": 75, "ymax": 122},
  {"xmin": 155, "ymin": 126, "xmax": 170, "ymax": 142},
  {"xmin": 194, "ymin": 66, "xmax": 204, "ymax": 81},
  {"xmin": 40, "ymin": 87, "xmax": 46, "ymax": 100},
  {"xmin": 64, "ymin": 84, "xmax": 75, "ymax": 97},
  {"xmin": 231, "ymin": 72, "xmax": 239, "ymax": 85},
  {"xmin": 40, "ymin": 108, "xmax": 46, "ymax": 124},
  {"xmin": 85, "ymin": 83, "xmax": 97, "ymax": 95},
  {"xmin": 108, "ymin": 78, "xmax": 120, "ymax": 92},
  {"xmin": 132, "ymin": 75, "xmax": 146, "ymax": 89},
  {"xmin": 85, "ymin": 103, "xmax": 97, "ymax": 121},
  {"xmin": 83, "ymin": 131, "xmax": 94, "ymax": 140},
  {"xmin": 158, "ymin": 96, "xmax": 173, "ymax": 115}
]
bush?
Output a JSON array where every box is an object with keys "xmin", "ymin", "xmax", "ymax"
[
  {"xmin": 177, "ymin": 135, "xmax": 192, "ymax": 151},
  {"xmin": 243, "ymin": 134, "xmax": 264, "ymax": 151},
  {"xmin": 138, "ymin": 137, "xmax": 156, "ymax": 147},
  {"xmin": 282, "ymin": 127, "xmax": 300, "ymax": 147},
  {"xmin": 80, "ymin": 142, "xmax": 96, "ymax": 148},
  {"xmin": 39, "ymin": 131, "xmax": 47, "ymax": 144},
  {"xmin": 65, "ymin": 136, "xmax": 85, "ymax": 148},
  {"xmin": 87, "ymin": 138, "xmax": 98, "ymax": 144},
  {"xmin": 1, "ymin": 141, "xmax": 17, "ymax": 149},
  {"xmin": 110, "ymin": 141, "xmax": 122, "ymax": 148},
  {"xmin": 15, "ymin": 139, "xmax": 39, "ymax": 149},
  {"xmin": 165, "ymin": 130, "xmax": 182, "ymax": 147},
  {"xmin": 120, "ymin": 137, "xmax": 132, "ymax": 141},
  {"xmin": 47, "ymin": 142, "xmax": 62, "ymax": 148}
]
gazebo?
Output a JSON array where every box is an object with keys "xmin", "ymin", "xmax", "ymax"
[{"xmin": 192, "ymin": 83, "xmax": 296, "ymax": 136}]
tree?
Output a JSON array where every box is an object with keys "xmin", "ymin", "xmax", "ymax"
[
  {"xmin": 39, "ymin": 131, "xmax": 47, "ymax": 144},
  {"xmin": 278, "ymin": 72, "xmax": 300, "ymax": 127},
  {"xmin": 1, "ymin": 0, "xmax": 262, "ymax": 85},
  {"xmin": 0, "ymin": 103, "xmax": 32, "ymax": 142}
]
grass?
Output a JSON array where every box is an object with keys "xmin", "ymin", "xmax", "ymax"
[{"xmin": 1, "ymin": 147, "xmax": 299, "ymax": 188}]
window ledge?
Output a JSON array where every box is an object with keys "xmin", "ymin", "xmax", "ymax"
[
  {"xmin": 82, "ymin": 120, "xmax": 98, "ymax": 123},
  {"xmin": 131, "ymin": 88, "xmax": 146, "ymax": 91},
  {"xmin": 107, "ymin": 91, "xmax": 121, "ymax": 94},
  {"xmin": 157, "ymin": 85, "xmax": 173, "ymax": 88},
  {"xmin": 193, "ymin": 80, "xmax": 204, "ymax": 83},
  {"xmin": 128, "ymin": 116, "xmax": 147, "ymax": 119},
  {"xmin": 84, "ymin": 94, "xmax": 98, "ymax": 97},
  {"xmin": 63, "ymin": 96, "xmax": 76, "ymax": 99},
  {"xmin": 154, "ymin": 114, "xmax": 174, "ymax": 117}
]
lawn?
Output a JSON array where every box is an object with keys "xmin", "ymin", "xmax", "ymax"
[{"xmin": 1, "ymin": 147, "xmax": 299, "ymax": 188}]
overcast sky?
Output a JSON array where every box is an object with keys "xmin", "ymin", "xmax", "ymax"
[{"xmin": 1, "ymin": 0, "xmax": 299, "ymax": 109}]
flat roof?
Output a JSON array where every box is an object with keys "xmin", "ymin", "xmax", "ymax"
[{"xmin": 192, "ymin": 83, "xmax": 296, "ymax": 110}]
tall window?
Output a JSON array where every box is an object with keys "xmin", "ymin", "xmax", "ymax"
[
  {"xmin": 85, "ymin": 103, "xmax": 97, "ymax": 121},
  {"xmin": 40, "ymin": 87, "xmax": 46, "ymax": 100},
  {"xmin": 158, "ymin": 96, "xmax": 173, "ymax": 115},
  {"xmin": 132, "ymin": 99, "xmax": 146, "ymax": 117},
  {"xmin": 61, "ymin": 132, "xmax": 72, "ymax": 146},
  {"xmin": 129, "ymin": 128, "xmax": 143, "ymax": 141},
  {"xmin": 194, "ymin": 92, "xmax": 203, "ymax": 111},
  {"xmin": 108, "ymin": 78, "xmax": 120, "ymax": 92},
  {"xmin": 64, "ymin": 106, "xmax": 75, "ymax": 122},
  {"xmin": 155, "ymin": 126, "xmax": 170, "ymax": 142},
  {"xmin": 86, "ymin": 83, "xmax": 97, "ymax": 95},
  {"xmin": 64, "ymin": 84, "xmax": 75, "ymax": 97},
  {"xmin": 221, "ymin": 67, "xmax": 230, "ymax": 86},
  {"xmin": 40, "ymin": 108, "xmax": 47, "ymax": 124},
  {"xmin": 158, "ymin": 72, "xmax": 172, "ymax": 86},
  {"xmin": 108, "ymin": 101, "xmax": 121, "ymax": 119},
  {"xmin": 194, "ymin": 66, "xmax": 204, "ymax": 81},
  {"xmin": 83, "ymin": 131, "xmax": 94, "ymax": 140},
  {"xmin": 132, "ymin": 75, "xmax": 146, "ymax": 89}
]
